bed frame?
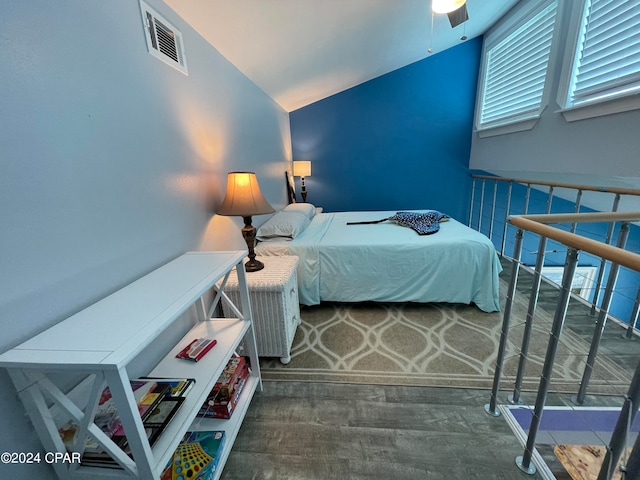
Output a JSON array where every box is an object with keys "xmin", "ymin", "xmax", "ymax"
[{"xmin": 285, "ymin": 171, "xmax": 296, "ymax": 204}]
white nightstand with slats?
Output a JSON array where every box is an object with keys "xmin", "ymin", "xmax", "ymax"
[{"xmin": 221, "ymin": 255, "xmax": 301, "ymax": 364}]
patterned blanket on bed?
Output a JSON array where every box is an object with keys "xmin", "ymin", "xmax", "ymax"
[
  {"xmin": 347, "ymin": 210, "xmax": 449, "ymax": 235},
  {"xmin": 388, "ymin": 211, "xmax": 450, "ymax": 235}
]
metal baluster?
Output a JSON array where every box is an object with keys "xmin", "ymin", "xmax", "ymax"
[
  {"xmin": 485, "ymin": 229, "xmax": 524, "ymax": 417},
  {"xmin": 591, "ymin": 194, "xmax": 621, "ymax": 314},
  {"xmin": 516, "ymin": 248, "xmax": 579, "ymax": 475},
  {"xmin": 509, "ymin": 234, "xmax": 548, "ymax": 405},
  {"xmin": 574, "ymin": 222, "xmax": 630, "ymax": 405},
  {"xmin": 624, "ymin": 285, "xmax": 640, "ymax": 340},
  {"xmin": 469, "ymin": 177, "xmax": 477, "ymax": 228},
  {"xmin": 478, "ymin": 179, "xmax": 486, "ymax": 234},
  {"xmin": 489, "ymin": 180, "xmax": 498, "ymax": 242},
  {"xmin": 501, "ymin": 181, "xmax": 513, "ymax": 257},
  {"xmin": 509, "ymin": 185, "xmax": 555, "ymax": 404},
  {"xmin": 571, "ymin": 189, "xmax": 583, "ymax": 234},
  {"xmin": 596, "ymin": 355, "xmax": 640, "ymax": 480}
]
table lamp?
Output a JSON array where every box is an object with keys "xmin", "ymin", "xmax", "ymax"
[
  {"xmin": 217, "ymin": 172, "xmax": 275, "ymax": 272},
  {"xmin": 293, "ymin": 161, "xmax": 311, "ymax": 202}
]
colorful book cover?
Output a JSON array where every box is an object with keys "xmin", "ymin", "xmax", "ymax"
[
  {"xmin": 99, "ymin": 379, "xmax": 158, "ymax": 407},
  {"xmin": 96, "ymin": 380, "xmax": 159, "ymax": 432},
  {"xmin": 58, "ymin": 379, "xmax": 169, "ymax": 455},
  {"xmin": 109, "ymin": 383, "xmax": 171, "ymax": 436},
  {"xmin": 143, "ymin": 396, "xmax": 185, "ymax": 428},
  {"xmin": 161, "ymin": 431, "xmax": 226, "ymax": 480},
  {"xmin": 149, "ymin": 378, "xmax": 196, "ymax": 398}
]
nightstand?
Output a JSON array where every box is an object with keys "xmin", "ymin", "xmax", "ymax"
[{"xmin": 221, "ymin": 255, "xmax": 301, "ymax": 364}]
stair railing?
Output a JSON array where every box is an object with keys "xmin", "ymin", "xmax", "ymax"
[
  {"xmin": 470, "ymin": 174, "xmax": 640, "ymax": 330},
  {"xmin": 484, "ymin": 211, "xmax": 640, "ymax": 479}
]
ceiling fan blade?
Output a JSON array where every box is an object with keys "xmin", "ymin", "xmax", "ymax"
[{"xmin": 447, "ymin": 4, "xmax": 469, "ymax": 28}]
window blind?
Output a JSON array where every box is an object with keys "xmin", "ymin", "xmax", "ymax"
[
  {"xmin": 568, "ymin": 0, "xmax": 640, "ymax": 106},
  {"xmin": 479, "ymin": 2, "xmax": 558, "ymax": 128}
]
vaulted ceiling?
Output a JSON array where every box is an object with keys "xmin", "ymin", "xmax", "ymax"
[
  {"xmin": 164, "ymin": 0, "xmax": 520, "ymax": 112},
  {"xmin": 162, "ymin": 1, "xmax": 640, "ymax": 213}
]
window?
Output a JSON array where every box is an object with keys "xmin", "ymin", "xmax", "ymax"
[
  {"xmin": 139, "ymin": 0, "xmax": 188, "ymax": 75},
  {"xmin": 541, "ymin": 266, "xmax": 597, "ymax": 301},
  {"xmin": 475, "ymin": 1, "xmax": 558, "ymax": 136},
  {"xmin": 559, "ymin": 0, "xmax": 640, "ymax": 121}
]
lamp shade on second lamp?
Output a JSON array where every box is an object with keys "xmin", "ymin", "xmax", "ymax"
[
  {"xmin": 292, "ymin": 161, "xmax": 312, "ymax": 202},
  {"xmin": 292, "ymin": 160, "xmax": 311, "ymax": 178}
]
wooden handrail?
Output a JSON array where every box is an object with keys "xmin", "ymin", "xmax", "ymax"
[
  {"xmin": 520, "ymin": 211, "xmax": 640, "ymax": 224},
  {"xmin": 472, "ymin": 174, "xmax": 640, "ymax": 198},
  {"xmin": 508, "ymin": 213, "xmax": 640, "ymax": 273}
]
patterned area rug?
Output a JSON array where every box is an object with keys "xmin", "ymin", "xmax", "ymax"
[{"xmin": 260, "ymin": 281, "xmax": 632, "ymax": 393}]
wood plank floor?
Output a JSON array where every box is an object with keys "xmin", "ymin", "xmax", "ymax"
[
  {"xmin": 220, "ymin": 257, "xmax": 638, "ymax": 479},
  {"xmin": 221, "ymin": 382, "xmax": 548, "ymax": 480}
]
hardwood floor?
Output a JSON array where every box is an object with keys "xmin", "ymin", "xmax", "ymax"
[
  {"xmin": 220, "ymin": 257, "xmax": 638, "ymax": 479},
  {"xmin": 221, "ymin": 382, "xmax": 547, "ymax": 480}
]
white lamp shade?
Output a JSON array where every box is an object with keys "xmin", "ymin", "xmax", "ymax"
[
  {"xmin": 432, "ymin": 0, "xmax": 466, "ymax": 14},
  {"xmin": 293, "ymin": 160, "xmax": 311, "ymax": 177},
  {"xmin": 217, "ymin": 171, "xmax": 275, "ymax": 217}
]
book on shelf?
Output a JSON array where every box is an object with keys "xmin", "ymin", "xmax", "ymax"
[
  {"xmin": 110, "ymin": 384, "xmax": 172, "ymax": 436},
  {"xmin": 58, "ymin": 377, "xmax": 192, "ymax": 467},
  {"xmin": 78, "ymin": 394, "xmax": 187, "ymax": 467},
  {"xmin": 142, "ymin": 377, "xmax": 196, "ymax": 398},
  {"xmin": 161, "ymin": 430, "xmax": 226, "ymax": 480},
  {"xmin": 143, "ymin": 396, "xmax": 185, "ymax": 428},
  {"xmin": 59, "ymin": 379, "xmax": 162, "ymax": 443}
]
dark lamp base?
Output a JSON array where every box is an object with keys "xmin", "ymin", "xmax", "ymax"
[
  {"xmin": 240, "ymin": 216, "xmax": 265, "ymax": 272},
  {"xmin": 245, "ymin": 258, "xmax": 265, "ymax": 272}
]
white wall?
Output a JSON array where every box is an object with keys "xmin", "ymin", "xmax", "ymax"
[
  {"xmin": 469, "ymin": 0, "xmax": 640, "ymax": 207},
  {"xmin": 0, "ymin": 1, "xmax": 290, "ymax": 476}
]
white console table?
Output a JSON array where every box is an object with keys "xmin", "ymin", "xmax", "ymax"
[{"xmin": 0, "ymin": 251, "xmax": 261, "ymax": 480}]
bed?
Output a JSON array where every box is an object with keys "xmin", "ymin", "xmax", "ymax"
[{"xmin": 254, "ymin": 202, "xmax": 502, "ymax": 313}]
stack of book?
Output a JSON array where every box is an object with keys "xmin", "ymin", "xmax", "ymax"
[
  {"xmin": 197, "ymin": 355, "xmax": 250, "ymax": 419},
  {"xmin": 161, "ymin": 430, "xmax": 226, "ymax": 480},
  {"xmin": 58, "ymin": 377, "xmax": 195, "ymax": 467}
]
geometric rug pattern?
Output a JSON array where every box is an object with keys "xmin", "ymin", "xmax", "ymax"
[{"xmin": 260, "ymin": 281, "xmax": 632, "ymax": 394}]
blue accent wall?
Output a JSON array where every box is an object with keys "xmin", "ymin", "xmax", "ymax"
[{"xmin": 290, "ymin": 37, "xmax": 483, "ymax": 222}]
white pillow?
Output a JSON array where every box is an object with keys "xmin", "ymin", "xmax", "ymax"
[
  {"xmin": 256, "ymin": 211, "xmax": 311, "ymax": 241},
  {"xmin": 282, "ymin": 202, "xmax": 316, "ymax": 220}
]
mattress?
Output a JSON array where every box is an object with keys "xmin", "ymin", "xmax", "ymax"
[{"xmin": 256, "ymin": 210, "xmax": 502, "ymax": 312}]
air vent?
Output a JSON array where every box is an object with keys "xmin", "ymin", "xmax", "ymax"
[{"xmin": 139, "ymin": 0, "xmax": 188, "ymax": 75}]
